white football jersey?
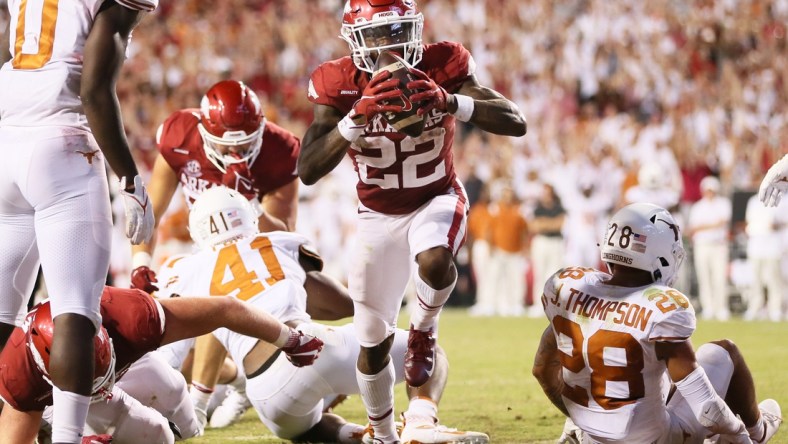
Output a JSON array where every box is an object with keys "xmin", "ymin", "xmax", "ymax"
[
  {"xmin": 542, "ymin": 267, "xmax": 696, "ymax": 444},
  {"xmin": 0, "ymin": 0, "xmax": 157, "ymax": 129},
  {"xmin": 156, "ymin": 232, "xmax": 314, "ymax": 373}
]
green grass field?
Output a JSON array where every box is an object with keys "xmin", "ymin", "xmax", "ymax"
[{"xmin": 191, "ymin": 309, "xmax": 788, "ymax": 443}]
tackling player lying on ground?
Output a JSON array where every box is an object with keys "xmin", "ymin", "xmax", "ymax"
[
  {"xmin": 533, "ymin": 203, "xmax": 783, "ymax": 444},
  {"xmin": 0, "ymin": 286, "xmax": 323, "ymax": 444},
  {"xmin": 154, "ymin": 186, "xmax": 489, "ymax": 443}
]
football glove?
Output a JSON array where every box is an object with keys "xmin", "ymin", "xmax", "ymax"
[
  {"xmin": 281, "ymin": 329, "xmax": 324, "ymax": 367},
  {"xmin": 348, "ymin": 70, "xmax": 404, "ymax": 125},
  {"xmin": 119, "ymin": 175, "xmax": 155, "ymax": 245},
  {"xmin": 557, "ymin": 417, "xmax": 583, "ymax": 444},
  {"xmin": 406, "ymin": 67, "xmax": 450, "ymax": 116},
  {"xmin": 759, "ymin": 154, "xmax": 788, "ymax": 207},
  {"xmin": 130, "ymin": 266, "xmax": 159, "ymax": 293}
]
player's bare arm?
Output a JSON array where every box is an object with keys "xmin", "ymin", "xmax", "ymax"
[
  {"xmin": 532, "ymin": 325, "xmax": 570, "ymax": 417},
  {"xmin": 0, "ymin": 23, "xmax": 10, "ymax": 66},
  {"xmin": 298, "ymin": 104, "xmax": 352, "ymax": 185},
  {"xmin": 80, "ymin": 2, "xmax": 145, "ymax": 187},
  {"xmin": 261, "ymin": 178, "xmax": 299, "ymax": 231},
  {"xmin": 0, "ymin": 405, "xmax": 42, "ymax": 444},
  {"xmin": 454, "ymin": 74, "xmax": 527, "ymax": 136}
]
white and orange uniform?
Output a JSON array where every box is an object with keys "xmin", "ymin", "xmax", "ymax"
[
  {"xmin": 0, "ymin": 0, "xmax": 156, "ymax": 326},
  {"xmin": 155, "ymin": 232, "xmax": 413, "ymax": 440},
  {"xmin": 542, "ymin": 267, "xmax": 733, "ymax": 444}
]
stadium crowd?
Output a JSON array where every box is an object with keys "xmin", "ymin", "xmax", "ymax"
[{"xmin": 3, "ymin": 0, "xmax": 786, "ymax": 320}]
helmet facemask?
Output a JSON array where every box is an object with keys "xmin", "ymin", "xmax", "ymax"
[
  {"xmin": 341, "ymin": 9, "xmax": 424, "ymax": 73},
  {"xmin": 199, "ymin": 109, "xmax": 265, "ymax": 174}
]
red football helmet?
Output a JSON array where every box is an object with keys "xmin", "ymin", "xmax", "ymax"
[
  {"xmin": 341, "ymin": 0, "xmax": 424, "ymax": 73},
  {"xmin": 198, "ymin": 80, "xmax": 266, "ymax": 172},
  {"xmin": 25, "ymin": 301, "xmax": 116, "ymax": 400}
]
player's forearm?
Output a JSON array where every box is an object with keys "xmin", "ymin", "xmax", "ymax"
[
  {"xmin": 533, "ymin": 366, "xmax": 570, "ymax": 417},
  {"xmin": 298, "ymin": 128, "xmax": 350, "ymax": 185},
  {"xmin": 83, "ymin": 90, "xmax": 140, "ymax": 182},
  {"xmin": 458, "ymin": 97, "xmax": 526, "ymax": 137}
]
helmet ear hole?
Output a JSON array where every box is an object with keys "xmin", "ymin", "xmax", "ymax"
[
  {"xmin": 659, "ymin": 257, "xmax": 669, "ymax": 267},
  {"xmin": 653, "ymin": 269, "xmax": 663, "ymax": 282}
]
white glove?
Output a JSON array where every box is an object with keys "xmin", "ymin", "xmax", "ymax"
[
  {"xmin": 759, "ymin": 154, "xmax": 788, "ymax": 207},
  {"xmin": 118, "ymin": 175, "xmax": 155, "ymax": 245},
  {"xmin": 557, "ymin": 417, "xmax": 583, "ymax": 444}
]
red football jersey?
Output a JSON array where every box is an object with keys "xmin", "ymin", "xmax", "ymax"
[
  {"xmin": 157, "ymin": 109, "xmax": 300, "ymax": 206},
  {"xmin": 308, "ymin": 41, "xmax": 473, "ymax": 214},
  {"xmin": 0, "ymin": 288, "xmax": 164, "ymax": 412}
]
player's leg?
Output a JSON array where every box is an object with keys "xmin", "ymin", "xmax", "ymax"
[
  {"xmin": 387, "ymin": 331, "xmax": 490, "ymax": 443},
  {"xmin": 243, "ymin": 323, "xmax": 365, "ymax": 442},
  {"xmin": 709, "ymin": 340, "xmax": 782, "ymax": 443},
  {"xmin": 0, "ymin": 128, "xmax": 41, "ymax": 348},
  {"xmin": 350, "ymin": 210, "xmax": 413, "ymax": 442},
  {"xmin": 188, "ymin": 334, "xmax": 228, "ymax": 428},
  {"xmin": 117, "ymin": 352, "xmax": 202, "ymax": 440},
  {"xmin": 29, "ymin": 131, "xmax": 112, "ymax": 444},
  {"xmin": 406, "ymin": 184, "xmax": 468, "ymax": 387}
]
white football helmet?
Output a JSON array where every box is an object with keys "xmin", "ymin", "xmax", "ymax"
[
  {"xmin": 600, "ymin": 203, "xmax": 685, "ymax": 286},
  {"xmin": 189, "ymin": 186, "xmax": 259, "ymax": 249}
]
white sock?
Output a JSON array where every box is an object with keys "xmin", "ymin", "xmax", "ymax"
[
  {"xmin": 51, "ymin": 387, "xmax": 91, "ymax": 443},
  {"xmin": 338, "ymin": 422, "xmax": 366, "ymax": 443},
  {"xmin": 410, "ymin": 271, "xmax": 456, "ymax": 332},
  {"xmin": 190, "ymin": 382, "xmax": 213, "ymax": 413},
  {"xmin": 747, "ymin": 416, "xmax": 766, "ymax": 442},
  {"xmin": 228, "ymin": 365, "xmax": 247, "ymax": 392},
  {"xmin": 357, "ymin": 360, "xmax": 397, "ymax": 440},
  {"xmin": 404, "ymin": 396, "xmax": 438, "ymax": 425}
]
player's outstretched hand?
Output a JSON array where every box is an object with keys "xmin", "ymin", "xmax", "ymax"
[
  {"xmin": 759, "ymin": 154, "xmax": 788, "ymax": 207},
  {"xmin": 281, "ymin": 329, "xmax": 324, "ymax": 367},
  {"xmin": 130, "ymin": 266, "xmax": 159, "ymax": 293},
  {"xmin": 119, "ymin": 175, "xmax": 155, "ymax": 244},
  {"xmin": 406, "ymin": 67, "xmax": 449, "ymax": 116},
  {"xmin": 557, "ymin": 417, "xmax": 583, "ymax": 444}
]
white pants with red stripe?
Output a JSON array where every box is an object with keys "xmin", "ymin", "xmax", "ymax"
[{"xmin": 349, "ymin": 186, "xmax": 468, "ymax": 345}]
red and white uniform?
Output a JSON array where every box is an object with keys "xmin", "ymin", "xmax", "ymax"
[
  {"xmin": 542, "ymin": 267, "xmax": 733, "ymax": 443},
  {"xmin": 0, "ymin": 287, "xmax": 165, "ymax": 412},
  {"xmin": 307, "ymin": 42, "xmax": 472, "ymax": 335},
  {"xmin": 156, "ymin": 109, "xmax": 300, "ymax": 206},
  {"xmin": 0, "ymin": 0, "xmax": 156, "ymax": 327}
]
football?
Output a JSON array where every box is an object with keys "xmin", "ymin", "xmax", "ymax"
[{"xmin": 372, "ymin": 51, "xmax": 426, "ymax": 138}]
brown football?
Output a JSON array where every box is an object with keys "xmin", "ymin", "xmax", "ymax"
[{"xmin": 372, "ymin": 51, "xmax": 426, "ymax": 138}]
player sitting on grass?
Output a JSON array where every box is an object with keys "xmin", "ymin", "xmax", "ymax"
[{"xmin": 533, "ymin": 203, "xmax": 782, "ymax": 444}]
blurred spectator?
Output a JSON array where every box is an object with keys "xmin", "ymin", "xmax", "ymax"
[
  {"xmin": 563, "ymin": 177, "xmax": 609, "ymax": 268},
  {"xmin": 529, "ymin": 183, "xmax": 566, "ymax": 317},
  {"xmin": 687, "ymin": 176, "xmax": 732, "ymax": 320},
  {"xmin": 744, "ymin": 194, "xmax": 785, "ymax": 322},
  {"xmin": 467, "ymin": 186, "xmax": 494, "ymax": 316},
  {"xmin": 484, "ymin": 183, "xmax": 529, "ymax": 317}
]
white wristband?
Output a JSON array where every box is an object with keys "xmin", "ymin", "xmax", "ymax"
[
  {"xmin": 273, "ymin": 324, "xmax": 293, "ymax": 348},
  {"xmin": 452, "ymin": 94, "xmax": 475, "ymax": 122},
  {"xmin": 132, "ymin": 251, "xmax": 152, "ymax": 269},
  {"xmin": 337, "ymin": 115, "xmax": 365, "ymax": 142}
]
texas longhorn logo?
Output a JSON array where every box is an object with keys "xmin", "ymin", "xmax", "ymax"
[{"xmin": 76, "ymin": 149, "xmax": 100, "ymax": 165}]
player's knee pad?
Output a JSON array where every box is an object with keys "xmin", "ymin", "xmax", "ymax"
[
  {"xmin": 696, "ymin": 343, "xmax": 734, "ymax": 396},
  {"xmin": 353, "ymin": 306, "xmax": 395, "ymax": 347}
]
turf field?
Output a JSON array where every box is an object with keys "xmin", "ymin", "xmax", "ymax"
[{"xmin": 192, "ymin": 308, "xmax": 788, "ymax": 443}]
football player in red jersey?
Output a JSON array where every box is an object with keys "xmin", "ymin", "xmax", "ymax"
[
  {"xmin": 0, "ymin": 286, "xmax": 323, "ymax": 444},
  {"xmin": 298, "ymin": 1, "xmax": 526, "ymax": 442},
  {"xmin": 128, "ymin": 80, "xmax": 351, "ymax": 430},
  {"xmin": 0, "ymin": 1, "xmax": 155, "ymax": 442}
]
